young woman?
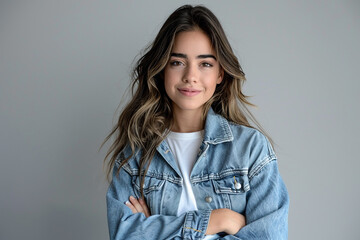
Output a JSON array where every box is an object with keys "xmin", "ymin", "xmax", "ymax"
[{"xmin": 104, "ymin": 5, "xmax": 289, "ymax": 240}]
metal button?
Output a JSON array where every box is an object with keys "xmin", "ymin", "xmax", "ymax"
[
  {"xmin": 235, "ymin": 182, "xmax": 242, "ymax": 190},
  {"xmin": 205, "ymin": 196, "xmax": 212, "ymax": 203}
]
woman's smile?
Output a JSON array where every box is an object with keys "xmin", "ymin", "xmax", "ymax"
[{"xmin": 177, "ymin": 87, "xmax": 202, "ymax": 97}]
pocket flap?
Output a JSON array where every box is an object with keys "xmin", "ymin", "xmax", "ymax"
[
  {"xmin": 212, "ymin": 174, "xmax": 250, "ymax": 194},
  {"xmin": 132, "ymin": 176, "xmax": 165, "ymax": 195}
]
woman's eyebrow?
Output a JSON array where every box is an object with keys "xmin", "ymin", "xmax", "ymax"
[
  {"xmin": 197, "ymin": 54, "xmax": 217, "ymax": 60},
  {"xmin": 170, "ymin": 53, "xmax": 217, "ymax": 60}
]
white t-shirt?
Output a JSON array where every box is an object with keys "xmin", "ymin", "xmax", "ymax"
[
  {"xmin": 166, "ymin": 131, "xmax": 219, "ymax": 240},
  {"xmin": 166, "ymin": 130, "xmax": 203, "ymax": 216}
]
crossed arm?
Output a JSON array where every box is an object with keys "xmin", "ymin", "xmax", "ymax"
[
  {"xmin": 125, "ymin": 196, "xmax": 246, "ymax": 236},
  {"xmin": 109, "ymin": 154, "xmax": 289, "ymax": 239}
]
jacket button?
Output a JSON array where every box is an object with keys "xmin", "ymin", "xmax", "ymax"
[
  {"xmin": 235, "ymin": 182, "xmax": 242, "ymax": 190},
  {"xmin": 205, "ymin": 196, "xmax": 212, "ymax": 203}
]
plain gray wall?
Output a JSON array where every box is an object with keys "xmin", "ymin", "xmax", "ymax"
[{"xmin": 1, "ymin": 0, "xmax": 359, "ymax": 239}]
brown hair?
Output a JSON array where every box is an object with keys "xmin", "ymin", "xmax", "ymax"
[{"xmin": 102, "ymin": 5, "xmax": 271, "ymax": 197}]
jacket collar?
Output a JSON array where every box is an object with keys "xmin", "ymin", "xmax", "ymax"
[
  {"xmin": 203, "ymin": 108, "xmax": 233, "ymax": 144},
  {"xmin": 158, "ymin": 107, "xmax": 234, "ymax": 153},
  {"xmin": 155, "ymin": 108, "xmax": 233, "ymax": 175}
]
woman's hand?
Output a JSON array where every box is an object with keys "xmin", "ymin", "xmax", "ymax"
[
  {"xmin": 125, "ymin": 196, "xmax": 151, "ymax": 217},
  {"xmin": 206, "ymin": 209, "xmax": 246, "ymax": 235}
]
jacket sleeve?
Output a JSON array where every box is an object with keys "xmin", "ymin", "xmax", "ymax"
[
  {"xmin": 224, "ymin": 158, "xmax": 289, "ymax": 240},
  {"xmin": 106, "ymin": 161, "xmax": 212, "ymax": 240}
]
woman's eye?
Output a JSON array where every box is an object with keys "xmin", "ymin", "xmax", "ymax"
[
  {"xmin": 201, "ymin": 62, "xmax": 213, "ymax": 67},
  {"xmin": 170, "ymin": 61, "xmax": 183, "ymax": 66}
]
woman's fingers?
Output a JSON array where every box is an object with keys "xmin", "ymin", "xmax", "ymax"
[
  {"xmin": 129, "ymin": 196, "xmax": 144, "ymax": 213},
  {"xmin": 125, "ymin": 196, "xmax": 151, "ymax": 217},
  {"xmin": 125, "ymin": 200, "xmax": 137, "ymax": 213}
]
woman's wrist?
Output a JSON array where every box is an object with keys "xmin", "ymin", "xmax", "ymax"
[
  {"xmin": 224, "ymin": 209, "xmax": 246, "ymax": 235},
  {"xmin": 206, "ymin": 209, "xmax": 246, "ymax": 235}
]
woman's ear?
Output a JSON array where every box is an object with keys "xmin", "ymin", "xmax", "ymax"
[{"xmin": 217, "ymin": 68, "xmax": 224, "ymax": 84}]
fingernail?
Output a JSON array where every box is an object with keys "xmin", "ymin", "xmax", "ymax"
[
  {"xmin": 129, "ymin": 196, "xmax": 135, "ymax": 200},
  {"xmin": 125, "ymin": 201, "xmax": 130, "ymax": 205}
]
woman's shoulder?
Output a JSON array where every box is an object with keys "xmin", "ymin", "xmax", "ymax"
[
  {"xmin": 208, "ymin": 110, "xmax": 274, "ymax": 156},
  {"xmin": 227, "ymin": 121, "xmax": 277, "ymax": 178},
  {"xmin": 227, "ymin": 121, "xmax": 269, "ymax": 145},
  {"xmin": 114, "ymin": 145, "xmax": 141, "ymax": 173}
]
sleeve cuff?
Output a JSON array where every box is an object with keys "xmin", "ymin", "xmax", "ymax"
[{"xmin": 183, "ymin": 209, "xmax": 212, "ymax": 239}]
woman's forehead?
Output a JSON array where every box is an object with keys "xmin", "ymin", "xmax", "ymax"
[{"xmin": 171, "ymin": 30, "xmax": 216, "ymax": 56}]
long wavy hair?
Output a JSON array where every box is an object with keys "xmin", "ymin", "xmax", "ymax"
[{"xmin": 102, "ymin": 5, "xmax": 271, "ymax": 197}]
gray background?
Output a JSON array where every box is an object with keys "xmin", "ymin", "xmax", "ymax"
[{"xmin": 1, "ymin": 0, "xmax": 359, "ymax": 239}]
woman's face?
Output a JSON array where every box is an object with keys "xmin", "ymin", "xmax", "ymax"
[{"xmin": 164, "ymin": 30, "xmax": 223, "ymax": 116}]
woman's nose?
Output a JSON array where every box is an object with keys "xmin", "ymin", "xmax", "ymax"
[{"xmin": 182, "ymin": 64, "xmax": 198, "ymax": 83}]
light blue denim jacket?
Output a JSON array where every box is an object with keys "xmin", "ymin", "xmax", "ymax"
[{"xmin": 107, "ymin": 108, "xmax": 289, "ymax": 239}]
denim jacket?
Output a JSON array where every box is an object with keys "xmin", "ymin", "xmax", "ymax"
[{"xmin": 107, "ymin": 108, "xmax": 289, "ymax": 240}]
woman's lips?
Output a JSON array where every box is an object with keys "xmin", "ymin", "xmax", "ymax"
[{"xmin": 178, "ymin": 88, "xmax": 201, "ymax": 97}]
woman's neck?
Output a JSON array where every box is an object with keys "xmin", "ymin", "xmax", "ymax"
[{"xmin": 171, "ymin": 108, "xmax": 205, "ymax": 133}]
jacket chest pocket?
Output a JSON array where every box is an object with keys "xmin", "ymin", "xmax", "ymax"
[
  {"xmin": 132, "ymin": 175, "xmax": 165, "ymax": 214},
  {"xmin": 211, "ymin": 174, "xmax": 250, "ymax": 213}
]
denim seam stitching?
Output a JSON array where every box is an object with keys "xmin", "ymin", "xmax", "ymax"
[
  {"xmin": 191, "ymin": 169, "xmax": 248, "ymax": 183},
  {"xmin": 183, "ymin": 227, "xmax": 202, "ymax": 233},
  {"xmin": 120, "ymin": 164, "xmax": 182, "ymax": 184},
  {"xmin": 200, "ymin": 209, "xmax": 212, "ymax": 237},
  {"xmin": 248, "ymin": 155, "xmax": 276, "ymax": 180}
]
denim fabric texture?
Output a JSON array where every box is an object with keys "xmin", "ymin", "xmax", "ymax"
[{"xmin": 107, "ymin": 108, "xmax": 289, "ymax": 239}]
